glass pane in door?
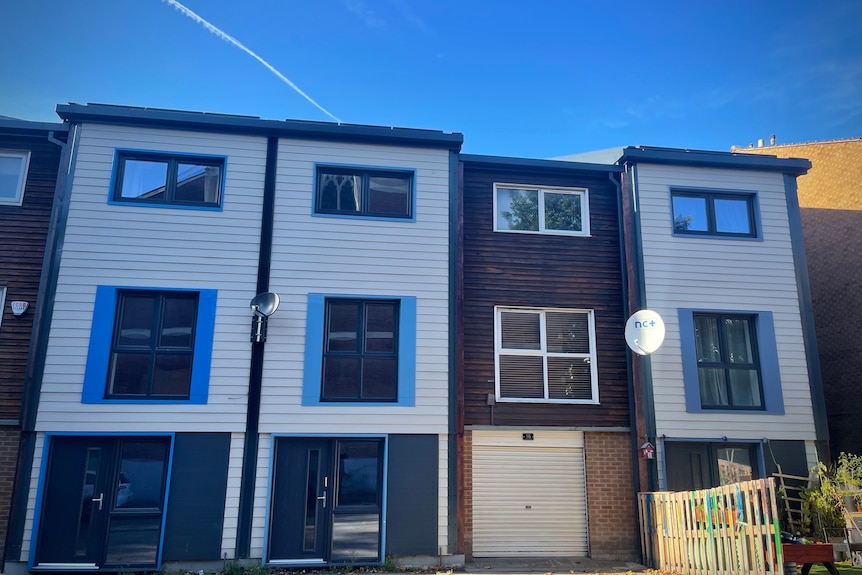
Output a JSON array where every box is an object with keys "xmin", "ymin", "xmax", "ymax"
[
  {"xmin": 75, "ymin": 448, "xmax": 102, "ymax": 557},
  {"xmin": 304, "ymin": 450, "xmax": 321, "ymax": 551}
]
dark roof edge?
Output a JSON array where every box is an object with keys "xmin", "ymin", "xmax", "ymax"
[
  {"xmin": 620, "ymin": 145, "xmax": 811, "ymax": 175},
  {"xmin": 0, "ymin": 118, "xmax": 69, "ymax": 135},
  {"xmin": 56, "ymin": 103, "xmax": 463, "ymax": 151},
  {"xmin": 460, "ymin": 153, "xmax": 623, "ymax": 173}
]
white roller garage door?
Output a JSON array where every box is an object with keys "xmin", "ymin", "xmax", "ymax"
[{"xmin": 471, "ymin": 430, "xmax": 588, "ymax": 557}]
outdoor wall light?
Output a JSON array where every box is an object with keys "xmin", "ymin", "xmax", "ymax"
[{"xmin": 249, "ymin": 292, "xmax": 280, "ymax": 343}]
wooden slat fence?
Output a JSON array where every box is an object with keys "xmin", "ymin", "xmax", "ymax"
[{"xmin": 638, "ymin": 478, "xmax": 784, "ymax": 575}]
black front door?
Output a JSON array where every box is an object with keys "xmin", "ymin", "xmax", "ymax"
[
  {"xmin": 268, "ymin": 438, "xmax": 383, "ymax": 564},
  {"xmin": 35, "ymin": 436, "xmax": 171, "ymax": 569},
  {"xmin": 665, "ymin": 441, "xmax": 758, "ymax": 491}
]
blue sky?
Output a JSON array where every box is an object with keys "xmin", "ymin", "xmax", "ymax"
[{"xmin": 2, "ymin": 1, "xmax": 860, "ymax": 157}]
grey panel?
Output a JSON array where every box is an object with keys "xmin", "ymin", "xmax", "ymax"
[
  {"xmin": 162, "ymin": 433, "xmax": 230, "ymax": 561},
  {"xmin": 764, "ymin": 440, "xmax": 809, "ymax": 478},
  {"xmin": 386, "ymin": 435, "xmax": 438, "ymax": 555}
]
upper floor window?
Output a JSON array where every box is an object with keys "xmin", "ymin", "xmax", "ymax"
[
  {"xmin": 112, "ymin": 150, "xmax": 224, "ymax": 209},
  {"xmin": 495, "ymin": 307, "xmax": 598, "ymax": 403},
  {"xmin": 315, "ymin": 166, "xmax": 414, "ymax": 219},
  {"xmin": 671, "ymin": 190, "xmax": 757, "ymax": 237},
  {"xmin": 82, "ymin": 286, "xmax": 217, "ymax": 404},
  {"xmin": 494, "ymin": 184, "xmax": 590, "ymax": 236},
  {"xmin": 0, "ymin": 151, "xmax": 31, "ymax": 206},
  {"xmin": 694, "ymin": 313, "xmax": 763, "ymax": 409}
]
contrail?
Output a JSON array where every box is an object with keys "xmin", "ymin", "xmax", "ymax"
[{"xmin": 161, "ymin": 0, "xmax": 342, "ymax": 123}]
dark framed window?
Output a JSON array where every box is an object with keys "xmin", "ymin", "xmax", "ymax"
[
  {"xmin": 671, "ymin": 190, "xmax": 756, "ymax": 237},
  {"xmin": 107, "ymin": 291, "xmax": 199, "ymax": 399},
  {"xmin": 315, "ymin": 166, "xmax": 413, "ymax": 219},
  {"xmin": 694, "ymin": 313, "xmax": 763, "ymax": 409},
  {"xmin": 113, "ymin": 151, "xmax": 224, "ymax": 208},
  {"xmin": 322, "ymin": 299, "xmax": 399, "ymax": 401}
]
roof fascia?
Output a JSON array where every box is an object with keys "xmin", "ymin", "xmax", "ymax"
[
  {"xmin": 460, "ymin": 153, "xmax": 623, "ymax": 173},
  {"xmin": 620, "ymin": 146, "xmax": 811, "ymax": 175}
]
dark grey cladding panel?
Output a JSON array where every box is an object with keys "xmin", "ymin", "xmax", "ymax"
[
  {"xmin": 386, "ymin": 435, "xmax": 438, "ymax": 556},
  {"xmin": 163, "ymin": 433, "xmax": 231, "ymax": 561},
  {"xmin": 764, "ymin": 440, "xmax": 809, "ymax": 478}
]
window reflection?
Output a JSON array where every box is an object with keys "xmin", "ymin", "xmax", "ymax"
[
  {"xmin": 330, "ymin": 513, "xmax": 380, "ymax": 561},
  {"xmin": 717, "ymin": 447, "xmax": 753, "ymax": 485}
]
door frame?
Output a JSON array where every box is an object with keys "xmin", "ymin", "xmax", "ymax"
[
  {"xmin": 660, "ymin": 438, "xmax": 766, "ymax": 490},
  {"xmin": 28, "ymin": 432, "xmax": 175, "ymax": 571},
  {"xmin": 264, "ymin": 434, "xmax": 388, "ymax": 566}
]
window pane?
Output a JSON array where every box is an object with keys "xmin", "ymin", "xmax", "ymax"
[
  {"xmin": 152, "ymin": 353, "xmax": 192, "ymax": 396},
  {"xmin": 717, "ymin": 447, "xmax": 753, "ymax": 485},
  {"xmin": 725, "ymin": 317, "xmax": 754, "ymax": 364},
  {"xmin": 672, "ymin": 195, "xmax": 708, "ymax": 232},
  {"xmin": 496, "ymin": 188, "xmax": 539, "ymax": 231},
  {"xmin": 115, "ymin": 441, "xmax": 167, "ymax": 509},
  {"xmin": 698, "ymin": 367, "xmax": 728, "ymax": 406},
  {"xmin": 694, "ymin": 316, "xmax": 721, "ymax": 363},
  {"xmin": 319, "ymin": 173, "xmax": 360, "ymax": 212},
  {"xmin": 729, "ymin": 369, "xmax": 762, "ymax": 407},
  {"xmin": 500, "ymin": 311, "xmax": 541, "ymax": 350},
  {"xmin": 322, "ymin": 357, "xmax": 360, "ymax": 399},
  {"xmin": 546, "ymin": 312, "xmax": 590, "ymax": 353},
  {"xmin": 118, "ymin": 295, "xmax": 155, "ymax": 346},
  {"xmin": 110, "ymin": 353, "xmax": 150, "ymax": 395},
  {"xmin": 336, "ymin": 441, "xmax": 380, "ymax": 507},
  {"xmin": 120, "ymin": 159, "xmax": 168, "ymax": 200},
  {"xmin": 714, "ymin": 198, "xmax": 751, "ymax": 234},
  {"xmin": 0, "ymin": 156, "xmax": 24, "ymax": 200},
  {"xmin": 176, "ymin": 163, "xmax": 221, "ymax": 204},
  {"xmin": 104, "ymin": 516, "xmax": 161, "ymax": 565},
  {"xmin": 365, "ymin": 303, "xmax": 396, "ymax": 353},
  {"xmin": 547, "ymin": 358, "xmax": 592, "ymax": 400},
  {"xmin": 362, "ymin": 358, "xmax": 397, "ymax": 399},
  {"xmin": 498, "ymin": 355, "xmax": 544, "ymax": 398},
  {"xmin": 331, "ymin": 513, "xmax": 379, "ymax": 561},
  {"xmin": 327, "ymin": 302, "xmax": 359, "ymax": 352},
  {"xmin": 368, "ymin": 175, "xmax": 410, "ymax": 216},
  {"xmin": 544, "ymin": 192, "xmax": 582, "ymax": 232},
  {"xmin": 160, "ymin": 295, "xmax": 196, "ymax": 347}
]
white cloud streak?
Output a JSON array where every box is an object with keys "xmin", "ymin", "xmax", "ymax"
[{"xmin": 161, "ymin": 0, "xmax": 342, "ymax": 123}]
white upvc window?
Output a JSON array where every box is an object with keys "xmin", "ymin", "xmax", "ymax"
[
  {"xmin": 494, "ymin": 306, "xmax": 599, "ymax": 403},
  {"xmin": 0, "ymin": 151, "xmax": 31, "ymax": 206},
  {"xmin": 493, "ymin": 183, "xmax": 590, "ymax": 236}
]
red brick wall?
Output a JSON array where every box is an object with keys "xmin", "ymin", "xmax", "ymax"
[
  {"xmin": 0, "ymin": 427, "xmax": 20, "ymax": 561},
  {"xmin": 584, "ymin": 432, "xmax": 640, "ymax": 561},
  {"xmin": 463, "ymin": 431, "xmax": 473, "ymax": 559}
]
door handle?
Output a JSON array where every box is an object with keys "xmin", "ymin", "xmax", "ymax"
[
  {"xmin": 92, "ymin": 492, "xmax": 104, "ymax": 511},
  {"xmin": 317, "ymin": 492, "xmax": 327, "ymax": 508}
]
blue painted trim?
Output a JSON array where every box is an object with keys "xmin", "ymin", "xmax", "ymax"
[
  {"xmin": 302, "ymin": 294, "xmax": 417, "ymax": 407},
  {"xmin": 262, "ymin": 435, "xmax": 276, "ymax": 565},
  {"xmin": 107, "ymin": 148, "xmax": 227, "ymax": 211},
  {"xmin": 668, "ymin": 187, "xmax": 764, "ymax": 241},
  {"xmin": 81, "ymin": 286, "xmax": 217, "ymax": 404},
  {"xmin": 380, "ymin": 436, "xmax": 389, "ymax": 561},
  {"xmin": 679, "ymin": 308, "xmax": 784, "ymax": 414},
  {"xmin": 311, "ymin": 163, "xmax": 417, "ymax": 222},
  {"xmin": 28, "ymin": 432, "xmax": 175, "ymax": 570}
]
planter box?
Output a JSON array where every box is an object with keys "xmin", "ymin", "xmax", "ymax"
[{"xmin": 782, "ymin": 543, "xmax": 835, "ymax": 563}]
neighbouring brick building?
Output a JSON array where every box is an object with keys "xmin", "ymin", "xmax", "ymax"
[{"xmin": 732, "ymin": 137, "xmax": 862, "ymax": 458}]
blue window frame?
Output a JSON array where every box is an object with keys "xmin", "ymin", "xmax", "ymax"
[
  {"xmin": 679, "ymin": 309, "xmax": 784, "ymax": 414},
  {"xmin": 671, "ymin": 189, "xmax": 758, "ymax": 238},
  {"xmin": 313, "ymin": 164, "xmax": 415, "ymax": 220},
  {"xmin": 303, "ymin": 294, "xmax": 416, "ymax": 406},
  {"xmin": 110, "ymin": 150, "xmax": 225, "ymax": 209},
  {"xmin": 82, "ymin": 286, "xmax": 217, "ymax": 404}
]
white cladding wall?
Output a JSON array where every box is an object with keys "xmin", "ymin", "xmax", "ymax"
[
  {"xmin": 259, "ymin": 140, "xmax": 451, "ymax": 434},
  {"xmin": 35, "ymin": 123, "xmax": 266, "ymax": 432},
  {"xmin": 636, "ymin": 164, "xmax": 815, "ymax": 440}
]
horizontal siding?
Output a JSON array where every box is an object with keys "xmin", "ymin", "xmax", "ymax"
[
  {"xmin": 221, "ymin": 431, "xmax": 244, "ymax": 559},
  {"xmin": 250, "ymin": 433, "xmax": 270, "ymax": 560},
  {"xmin": 21, "ymin": 432, "xmax": 44, "ymax": 560},
  {"xmin": 637, "ymin": 164, "xmax": 816, "ymax": 440},
  {"xmin": 439, "ymin": 433, "xmax": 448, "ymax": 552},
  {"xmin": 257, "ymin": 140, "xmax": 450, "ymax": 435},
  {"xmin": 35, "ymin": 123, "xmax": 266, "ymax": 433}
]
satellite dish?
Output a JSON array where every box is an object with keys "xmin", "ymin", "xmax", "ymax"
[
  {"xmin": 625, "ymin": 309, "xmax": 666, "ymax": 355},
  {"xmin": 250, "ymin": 292, "xmax": 280, "ymax": 317}
]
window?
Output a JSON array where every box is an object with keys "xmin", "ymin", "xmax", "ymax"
[
  {"xmin": 302, "ymin": 294, "xmax": 416, "ymax": 406},
  {"xmin": 111, "ymin": 150, "xmax": 224, "ymax": 208},
  {"xmin": 0, "ymin": 150, "xmax": 31, "ymax": 206},
  {"xmin": 678, "ymin": 309, "xmax": 784, "ymax": 414},
  {"xmin": 315, "ymin": 165, "xmax": 414, "ymax": 219},
  {"xmin": 494, "ymin": 184, "xmax": 589, "ymax": 236},
  {"xmin": 82, "ymin": 286, "xmax": 217, "ymax": 403},
  {"xmin": 495, "ymin": 307, "xmax": 598, "ymax": 402},
  {"xmin": 671, "ymin": 190, "xmax": 757, "ymax": 237}
]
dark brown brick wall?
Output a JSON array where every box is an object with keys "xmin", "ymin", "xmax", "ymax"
[
  {"xmin": 463, "ymin": 431, "xmax": 474, "ymax": 559},
  {"xmin": 0, "ymin": 427, "xmax": 20, "ymax": 561},
  {"xmin": 584, "ymin": 432, "xmax": 640, "ymax": 561}
]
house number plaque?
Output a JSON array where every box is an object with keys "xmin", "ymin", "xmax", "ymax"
[{"xmin": 522, "ymin": 433, "xmax": 534, "ymax": 440}]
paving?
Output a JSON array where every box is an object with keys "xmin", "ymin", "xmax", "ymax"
[{"xmin": 461, "ymin": 557, "xmax": 648, "ymax": 574}]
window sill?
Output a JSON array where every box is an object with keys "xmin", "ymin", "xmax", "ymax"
[{"xmin": 496, "ymin": 397, "xmax": 600, "ymax": 405}]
